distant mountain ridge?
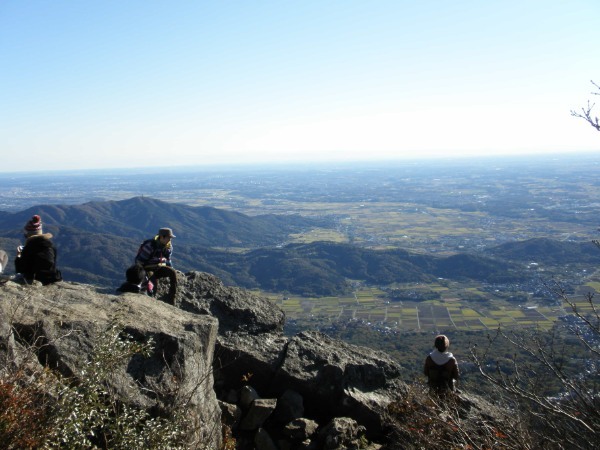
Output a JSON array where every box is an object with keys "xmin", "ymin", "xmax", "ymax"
[
  {"xmin": 488, "ymin": 237, "xmax": 600, "ymax": 265},
  {"xmin": 0, "ymin": 196, "xmax": 321, "ymax": 247},
  {"xmin": 1, "ymin": 197, "xmax": 596, "ymax": 295},
  {"xmin": 0, "ymin": 197, "xmax": 325, "ymax": 287},
  {"xmin": 214, "ymin": 242, "xmax": 529, "ymax": 296}
]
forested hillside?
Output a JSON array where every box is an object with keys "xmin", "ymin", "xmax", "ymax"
[
  {"xmin": 5, "ymin": 197, "xmax": 595, "ymax": 295},
  {"xmin": 0, "ymin": 196, "xmax": 323, "ymax": 247}
]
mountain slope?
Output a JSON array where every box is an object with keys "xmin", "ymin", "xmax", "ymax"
[
  {"xmin": 487, "ymin": 237, "xmax": 600, "ymax": 265},
  {"xmin": 4, "ymin": 199, "xmax": 590, "ymax": 296},
  {"xmin": 230, "ymin": 242, "xmax": 526, "ymax": 295},
  {"xmin": 0, "ymin": 196, "xmax": 323, "ymax": 247}
]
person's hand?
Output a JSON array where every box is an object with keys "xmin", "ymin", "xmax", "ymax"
[{"xmin": 17, "ymin": 245, "xmax": 23, "ymax": 257}]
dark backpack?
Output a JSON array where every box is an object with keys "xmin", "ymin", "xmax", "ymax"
[{"xmin": 117, "ymin": 264, "xmax": 151, "ymax": 295}]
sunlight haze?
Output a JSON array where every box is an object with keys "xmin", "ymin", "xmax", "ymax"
[{"xmin": 1, "ymin": 0, "xmax": 599, "ymax": 172}]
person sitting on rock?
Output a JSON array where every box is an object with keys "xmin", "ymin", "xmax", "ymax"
[
  {"xmin": 117, "ymin": 263, "xmax": 153, "ymax": 294},
  {"xmin": 14, "ymin": 215, "xmax": 62, "ymax": 285},
  {"xmin": 424, "ymin": 334, "xmax": 459, "ymax": 394},
  {"xmin": 135, "ymin": 227, "xmax": 177, "ymax": 303}
]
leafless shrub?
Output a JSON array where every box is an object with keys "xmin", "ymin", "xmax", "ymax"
[
  {"xmin": 469, "ymin": 286, "xmax": 600, "ymax": 449},
  {"xmin": 571, "ymin": 80, "xmax": 600, "ymax": 132},
  {"xmin": 382, "ymin": 383, "xmax": 529, "ymax": 449}
]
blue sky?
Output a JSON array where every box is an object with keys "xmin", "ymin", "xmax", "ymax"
[{"xmin": 1, "ymin": 1, "xmax": 599, "ymax": 172}]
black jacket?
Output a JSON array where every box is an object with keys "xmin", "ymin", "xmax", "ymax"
[{"xmin": 15, "ymin": 234, "xmax": 62, "ymax": 285}]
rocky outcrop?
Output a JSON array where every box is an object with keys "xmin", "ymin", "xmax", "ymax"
[
  {"xmin": 166, "ymin": 272, "xmax": 408, "ymax": 444},
  {"xmin": 214, "ymin": 330, "xmax": 406, "ymax": 435},
  {"xmin": 0, "ymin": 278, "xmax": 221, "ymax": 447},
  {"xmin": 1, "ymin": 271, "xmax": 507, "ymax": 449},
  {"xmin": 173, "ymin": 271, "xmax": 285, "ymax": 334}
]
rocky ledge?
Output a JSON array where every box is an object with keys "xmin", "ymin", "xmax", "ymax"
[{"xmin": 1, "ymin": 272, "xmax": 502, "ymax": 449}]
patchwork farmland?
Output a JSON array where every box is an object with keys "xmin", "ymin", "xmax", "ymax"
[{"xmin": 263, "ymin": 285, "xmax": 595, "ymax": 333}]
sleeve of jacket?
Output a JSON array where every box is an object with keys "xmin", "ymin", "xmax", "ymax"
[
  {"xmin": 15, "ymin": 243, "xmax": 33, "ymax": 274},
  {"xmin": 450, "ymin": 357, "xmax": 459, "ymax": 380},
  {"xmin": 135, "ymin": 240, "xmax": 154, "ymax": 265},
  {"xmin": 164, "ymin": 245, "xmax": 173, "ymax": 266},
  {"xmin": 424, "ymin": 355, "xmax": 431, "ymax": 376}
]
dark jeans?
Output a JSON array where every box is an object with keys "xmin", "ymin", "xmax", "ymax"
[{"xmin": 145, "ymin": 265, "xmax": 177, "ymax": 305}]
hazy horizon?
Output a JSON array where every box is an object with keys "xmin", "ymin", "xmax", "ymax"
[
  {"xmin": 0, "ymin": 150, "xmax": 599, "ymax": 178},
  {"xmin": 1, "ymin": 1, "xmax": 599, "ymax": 172}
]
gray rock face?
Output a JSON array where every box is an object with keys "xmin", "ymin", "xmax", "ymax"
[
  {"xmin": 219, "ymin": 400, "xmax": 242, "ymax": 428},
  {"xmin": 276, "ymin": 331, "xmax": 404, "ymax": 432},
  {"xmin": 166, "ymin": 272, "xmax": 405, "ymax": 440},
  {"xmin": 284, "ymin": 418, "xmax": 319, "ymax": 441},
  {"xmin": 157, "ymin": 271, "xmax": 403, "ymax": 436},
  {"xmin": 319, "ymin": 417, "xmax": 367, "ymax": 449},
  {"xmin": 214, "ymin": 326, "xmax": 405, "ymax": 436},
  {"xmin": 0, "ymin": 279, "xmax": 221, "ymax": 447},
  {"xmin": 175, "ymin": 271, "xmax": 285, "ymax": 334}
]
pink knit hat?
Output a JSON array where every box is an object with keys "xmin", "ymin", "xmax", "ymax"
[{"xmin": 24, "ymin": 215, "xmax": 43, "ymax": 237}]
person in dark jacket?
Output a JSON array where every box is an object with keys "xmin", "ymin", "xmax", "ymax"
[
  {"xmin": 424, "ymin": 334, "xmax": 459, "ymax": 394},
  {"xmin": 15, "ymin": 215, "xmax": 62, "ymax": 285},
  {"xmin": 135, "ymin": 227, "xmax": 175, "ymax": 267},
  {"xmin": 134, "ymin": 227, "xmax": 177, "ymax": 303}
]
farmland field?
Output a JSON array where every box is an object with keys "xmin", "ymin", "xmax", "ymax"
[{"xmin": 264, "ymin": 283, "xmax": 571, "ymax": 333}]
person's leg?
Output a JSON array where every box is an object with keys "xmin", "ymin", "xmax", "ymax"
[{"xmin": 152, "ymin": 266, "xmax": 177, "ymax": 304}]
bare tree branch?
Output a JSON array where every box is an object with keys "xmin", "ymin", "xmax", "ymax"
[
  {"xmin": 468, "ymin": 282, "xmax": 600, "ymax": 447},
  {"xmin": 571, "ymin": 80, "xmax": 600, "ymax": 132}
]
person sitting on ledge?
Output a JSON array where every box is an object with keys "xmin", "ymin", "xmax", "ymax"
[
  {"xmin": 135, "ymin": 227, "xmax": 177, "ymax": 303},
  {"xmin": 14, "ymin": 215, "xmax": 62, "ymax": 285}
]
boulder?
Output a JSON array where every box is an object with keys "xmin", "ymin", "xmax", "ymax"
[
  {"xmin": 275, "ymin": 389, "xmax": 305, "ymax": 424},
  {"xmin": 240, "ymin": 397, "xmax": 278, "ymax": 430},
  {"xmin": 319, "ymin": 417, "xmax": 367, "ymax": 449},
  {"xmin": 175, "ymin": 271, "xmax": 285, "ymax": 334},
  {"xmin": 283, "ymin": 418, "xmax": 319, "ymax": 441},
  {"xmin": 0, "ymin": 279, "xmax": 221, "ymax": 447},
  {"xmin": 219, "ymin": 400, "xmax": 242, "ymax": 429},
  {"xmin": 273, "ymin": 331, "xmax": 404, "ymax": 434},
  {"xmin": 214, "ymin": 331, "xmax": 289, "ymax": 395},
  {"xmin": 215, "ymin": 328, "xmax": 405, "ymax": 437},
  {"xmin": 240, "ymin": 384, "xmax": 261, "ymax": 409}
]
